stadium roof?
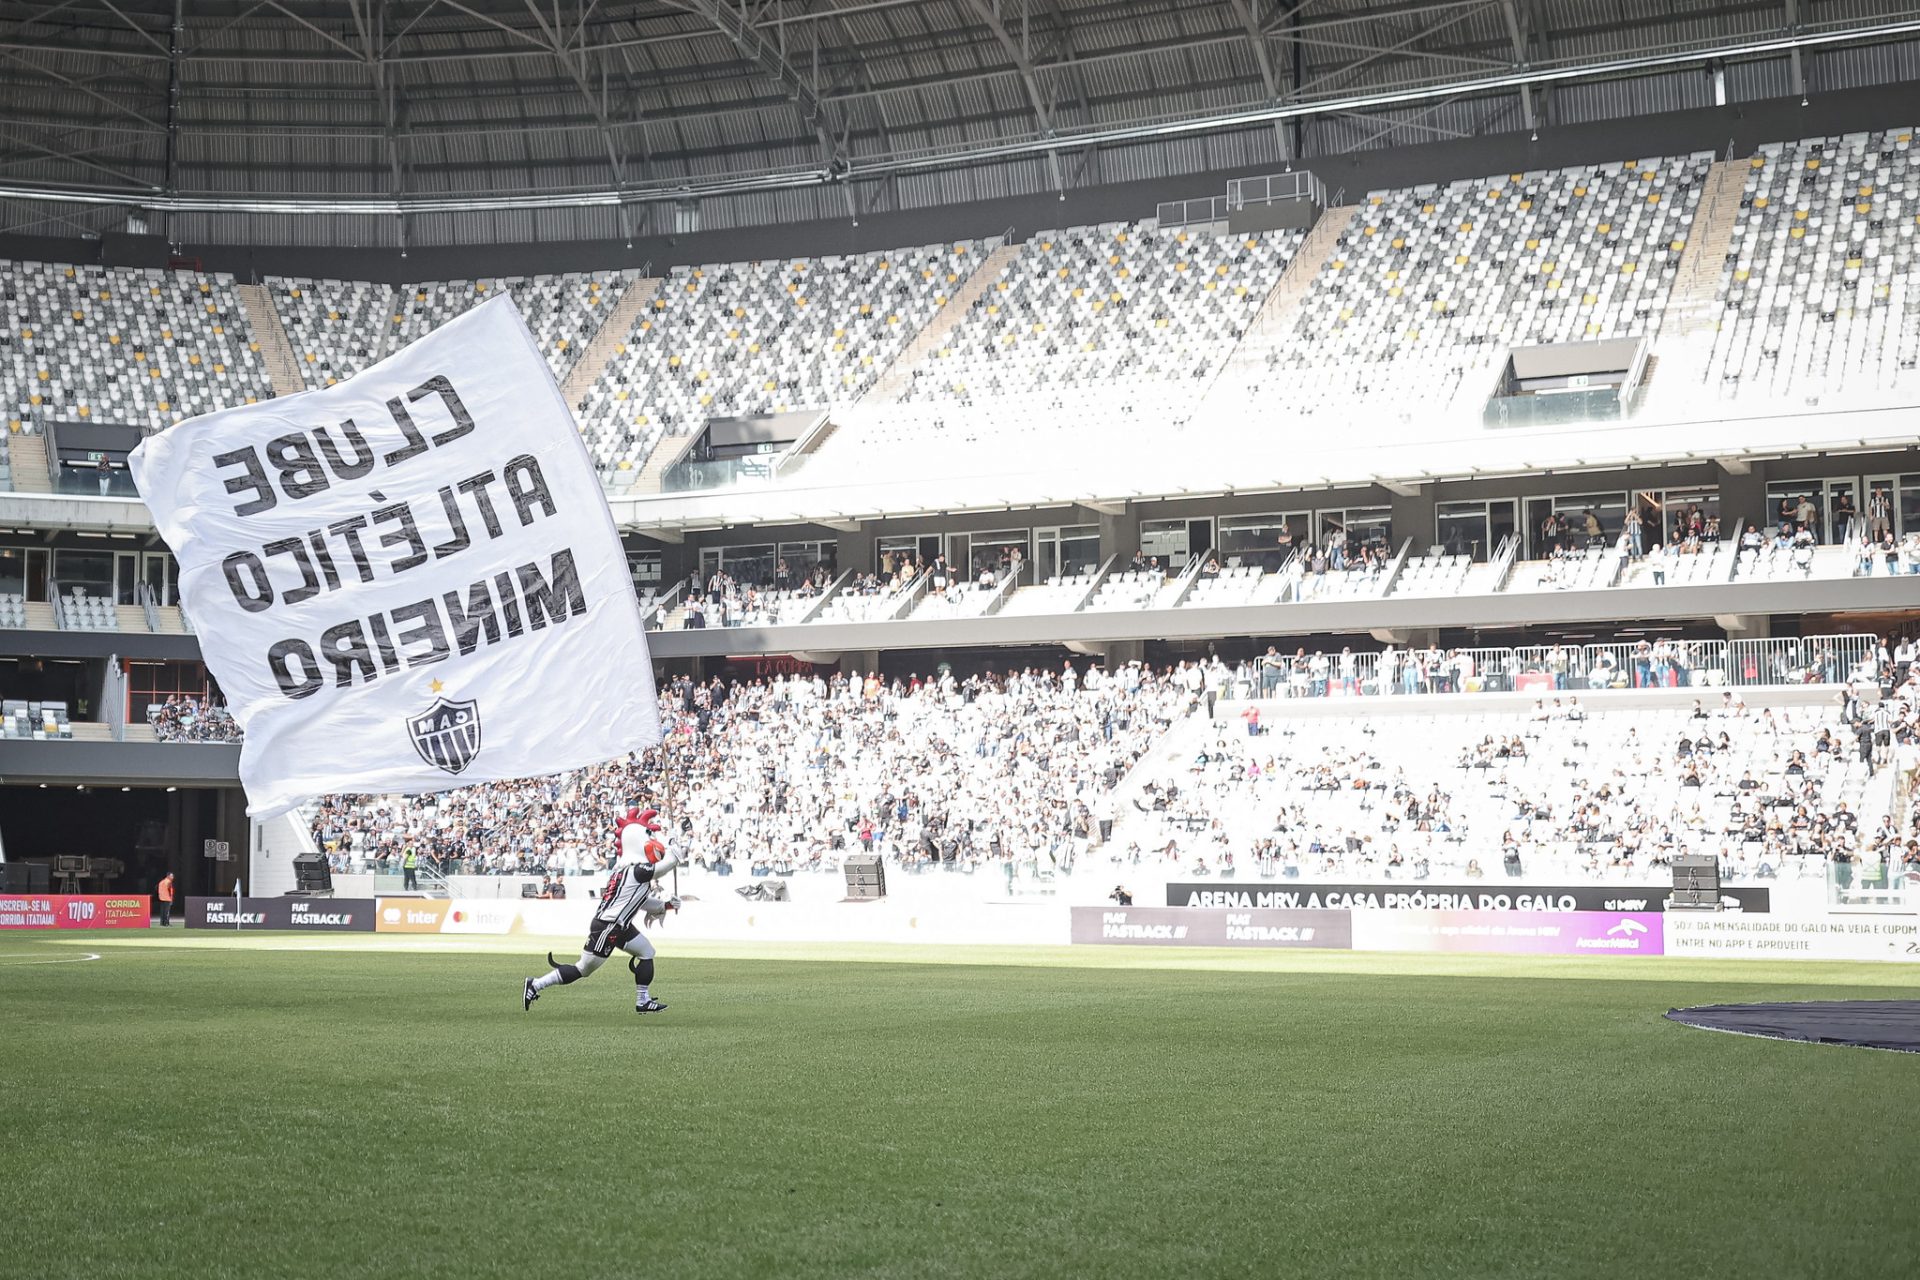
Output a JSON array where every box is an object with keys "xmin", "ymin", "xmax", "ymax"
[{"xmin": 0, "ymin": 0, "xmax": 1915, "ymax": 243}]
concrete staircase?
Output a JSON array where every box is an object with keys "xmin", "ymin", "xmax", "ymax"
[
  {"xmin": 1233, "ymin": 205, "xmax": 1356, "ymax": 351},
  {"xmin": 1198, "ymin": 205, "xmax": 1357, "ymax": 409},
  {"xmin": 857, "ymin": 241, "xmax": 1022, "ymax": 407},
  {"xmin": 236, "ymin": 282, "xmax": 309, "ymax": 398},
  {"xmin": 561, "ymin": 277, "xmax": 661, "ymax": 409},
  {"xmin": 7, "ymin": 431, "xmax": 51, "ymax": 491},
  {"xmin": 153, "ymin": 605, "xmax": 190, "ymax": 635},
  {"xmin": 115, "ymin": 604, "xmax": 150, "ymax": 633},
  {"xmin": 69, "ymin": 721, "xmax": 112, "ymax": 742},
  {"xmin": 623, "ymin": 446, "xmax": 678, "ymax": 497},
  {"xmin": 23, "ymin": 601, "xmax": 55, "ymax": 630},
  {"xmin": 1642, "ymin": 158, "xmax": 1748, "ymax": 413}
]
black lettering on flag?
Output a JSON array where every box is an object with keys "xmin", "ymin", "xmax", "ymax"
[
  {"xmin": 442, "ymin": 582, "xmax": 500, "ymax": 656},
  {"xmin": 321, "ymin": 620, "xmax": 377, "ymax": 688},
  {"xmin": 495, "ymin": 571, "xmax": 523, "ymax": 637},
  {"xmin": 372, "ymin": 501, "xmax": 429, "ymax": 573},
  {"xmin": 265, "ymin": 433, "xmax": 330, "ymax": 501},
  {"xmin": 368, "ymin": 613, "xmax": 402, "ymax": 675},
  {"xmin": 391, "ymin": 600, "xmax": 450, "ymax": 668},
  {"xmin": 215, "ymin": 446, "xmax": 275, "ymax": 517},
  {"xmin": 503, "ymin": 454, "xmax": 556, "ymax": 527},
  {"xmin": 382, "ymin": 395, "xmax": 430, "ymax": 467},
  {"xmin": 309, "ymin": 530, "xmax": 341, "ymax": 591},
  {"xmin": 432, "ymin": 486, "xmax": 470, "ymax": 559},
  {"xmin": 458, "ymin": 471, "xmax": 504, "ymax": 539},
  {"xmin": 269, "ymin": 639, "xmax": 322, "ymax": 700},
  {"xmin": 409, "ymin": 375, "xmax": 476, "ymax": 447},
  {"xmin": 263, "ymin": 536, "xmax": 321, "ymax": 605},
  {"xmin": 328, "ymin": 514, "xmax": 376, "ymax": 583},
  {"xmin": 518, "ymin": 549, "xmax": 586, "ymax": 630},
  {"xmin": 313, "ymin": 419, "xmax": 376, "ymax": 480},
  {"xmin": 223, "ymin": 551, "xmax": 274, "ymax": 613}
]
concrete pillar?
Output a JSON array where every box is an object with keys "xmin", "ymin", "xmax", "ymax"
[
  {"xmin": 1098, "ymin": 504, "xmax": 1142, "ymax": 566},
  {"xmin": 834, "ymin": 525, "xmax": 875, "ymax": 576},
  {"xmin": 1717, "ymin": 460, "xmax": 1768, "ymax": 532},
  {"xmin": 1390, "ymin": 484, "xmax": 1436, "ymax": 552},
  {"xmin": 838, "ymin": 650, "xmax": 881, "ymax": 677}
]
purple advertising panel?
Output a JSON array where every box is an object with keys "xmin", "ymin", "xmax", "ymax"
[
  {"xmin": 1352, "ymin": 909, "xmax": 1666, "ymax": 957},
  {"xmin": 1070, "ymin": 906, "xmax": 1352, "ymax": 949}
]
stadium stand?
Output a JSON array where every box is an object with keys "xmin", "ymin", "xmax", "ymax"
[
  {"xmin": 900, "ymin": 221, "xmax": 1301, "ymax": 405},
  {"xmin": 56, "ymin": 588, "xmax": 119, "ymax": 631},
  {"xmin": 269, "ymin": 271, "xmax": 639, "ymax": 390},
  {"xmin": 304, "ymin": 640, "xmax": 1897, "ymax": 883},
  {"xmin": 1, "ymin": 698, "xmax": 72, "ymax": 739},
  {"xmin": 573, "ymin": 242, "xmax": 996, "ymax": 485},
  {"xmin": 1107, "ymin": 692, "xmax": 1887, "ymax": 880},
  {"xmin": 808, "ymin": 223, "xmax": 1300, "ymax": 474},
  {"xmin": 0, "ymin": 590, "xmax": 25, "ymax": 626},
  {"xmin": 269, "ymin": 276, "xmax": 390, "ymax": 388},
  {"xmin": 1211, "ymin": 153, "xmax": 1715, "ymax": 426},
  {"xmin": 389, "ymin": 272, "xmax": 641, "ymax": 380},
  {"xmin": 1700, "ymin": 127, "xmax": 1920, "ymax": 408},
  {"xmin": 1, "ymin": 261, "xmax": 270, "ymax": 431}
]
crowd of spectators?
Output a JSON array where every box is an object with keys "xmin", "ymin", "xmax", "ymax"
[
  {"xmin": 304, "ymin": 634, "xmax": 1918, "ymax": 888},
  {"xmin": 310, "ymin": 662, "xmax": 1191, "ymax": 880},
  {"xmin": 1110, "ymin": 678, "xmax": 1920, "ymax": 886},
  {"xmin": 149, "ymin": 694, "xmax": 242, "ymax": 743}
]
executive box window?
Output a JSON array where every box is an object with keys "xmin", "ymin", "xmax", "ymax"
[{"xmin": 0, "ymin": 545, "xmax": 50, "ymax": 600}]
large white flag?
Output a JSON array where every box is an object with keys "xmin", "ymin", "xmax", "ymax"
[{"xmin": 131, "ymin": 296, "xmax": 660, "ymax": 817}]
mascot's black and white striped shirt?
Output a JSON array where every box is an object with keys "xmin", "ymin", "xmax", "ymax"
[{"xmin": 585, "ymin": 859, "xmax": 669, "ymax": 958}]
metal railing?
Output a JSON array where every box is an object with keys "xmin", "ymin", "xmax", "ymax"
[
  {"xmin": 1490, "ymin": 532, "xmax": 1524, "ymax": 592},
  {"xmin": 981, "ymin": 564, "xmax": 1023, "ymax": 617},
  {"xmin": 103, "ymin": 654, "xmax": 127, "ymax": 742},
  {"xmin": 1167, "ymin": 547, "xmax": 1220, "ymax": 608},
  {"xmin": 1156, "ymin": 195, "xmax": 1229, "ymax": 228},
  {"xmin": 885, "ymin": 570, "xmax": 931, "ymax": 622},
  {"xmin": 133, "ymin": 579, "xmax": 161, "ymax": 632},
  {"xmin": 640, "ymin": 580, "xmax": 684, "ymax": 630},
  {"xmin": 1071, "ymin": 553, "xmax": 1120, "ymax": 613},
  {"xmin": 1227, "ymin": 170, "xmax": 1328, "ymax": 210},
  {"xmin": 796, "ymin": 568, "xmax": 855, "ymax": 624},
  {"xmin": 1251, "ymin": 633, "xmax": 1879, "ymax": 698}
]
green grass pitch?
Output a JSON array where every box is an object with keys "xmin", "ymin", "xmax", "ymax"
[{"xmin": 4, "ymin": 934, "xmax": 1918, "ymax": 1279}]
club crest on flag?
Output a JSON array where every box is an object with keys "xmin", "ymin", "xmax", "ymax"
[{"xmin": 408, "ymin": 697, "xmax": 483, "ymax": 774}]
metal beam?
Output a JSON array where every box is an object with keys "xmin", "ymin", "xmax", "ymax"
[
  {"xmin": 956, "ymin": 0, "xmax": 1062, "ymax": 189},
  {"xmin": 663, "ymin": 0, "xmax": 844, "ymax": 170},
  {"xmin": 0, "ymin": 10, "xmax": 1916, "ymax": 213}
]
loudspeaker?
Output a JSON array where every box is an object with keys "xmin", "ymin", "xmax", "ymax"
[
  {"xmin": 1669, "ymin": 854, "xmax": 1722, "ymax": 910},
  {"xmin": 293, "ymin": 853, "xmax": 333, "ymax": 894},
  {"xmin": 843, "ymin": 855, "xmax": 886, "ymax": 900}
]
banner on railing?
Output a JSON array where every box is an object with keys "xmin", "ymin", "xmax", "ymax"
[
  {"xmin": 1351, "ymin": 909, "xmax": 1666, "ymax": 956},
  {"xmin": 185, "ymin": 896, "xmax": 374, "ymax": 931},
  {"xmin": 0, "ymin": 894, "xmax": 151, "ymax": 930},
  {"xmin": 1664, "ymin": 914, "xmax": 1920, "ymax": 961},
  {"xmin": 374, "ymin": 897, "xmax": 521, "ymax": 935},
  {"xmin": 1166, "ymin": 882, "xmax": 1770, "ymax": 914},
  {"xmin": 1070, "ymin": 906, "xmax": 1352, "ymax": 949}
]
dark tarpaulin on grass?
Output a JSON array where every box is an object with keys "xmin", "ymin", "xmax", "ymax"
[{"xmin": 1665, "ymin": 1001, "xmax": 1920, "ymax": 1053}]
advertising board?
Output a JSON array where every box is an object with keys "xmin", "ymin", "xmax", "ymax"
[{"xmin": 0, "ymin": 895, "xmax": 151, "ymax": 930}]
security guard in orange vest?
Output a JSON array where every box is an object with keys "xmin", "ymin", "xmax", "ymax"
[{"xmin": 157, "ymin": 871, "xmax": 176, "ymax": 927}]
